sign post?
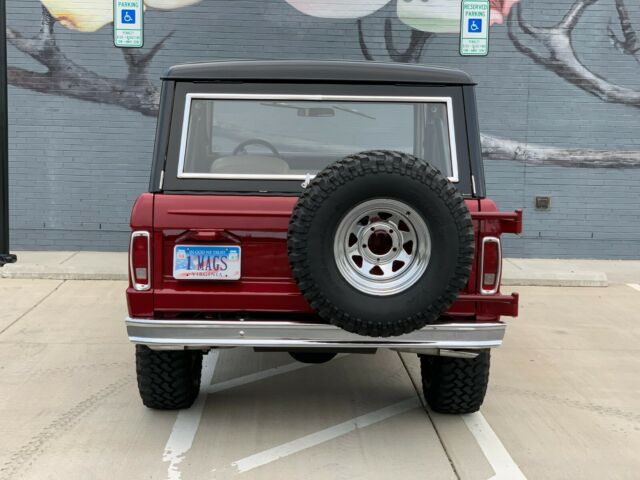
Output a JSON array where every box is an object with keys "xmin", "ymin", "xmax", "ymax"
[
  {"xmin": 0, "ymin": 0, "xmax": 16, "ymax": 266},
  {"xmin": 460, "ymin": 0, "xmax": 490, "ymax": 56},
  {"xmin": 114, "ymin": 0, "xmax": 144, "ymax": 48}
]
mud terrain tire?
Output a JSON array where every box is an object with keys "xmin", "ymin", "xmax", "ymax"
[
  {"xmin": 136, "ymin": 346, "xmax": 203, "ymax": 410},
  {"xmin": 288, "ymin": 150, "xmax": 474, "ymax": 337},
  {"xmin": 420, "ymin": 351, "xmax": 490, "ymax": 414}
]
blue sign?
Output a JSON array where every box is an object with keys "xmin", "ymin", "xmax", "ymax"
[
  {"xmin": 460, "ymin": 0, "xmax": 490, "ymax": 56},
  {"xmin": 468, "ymin": 18, "xmax": 483, "ymax": 33},
  {"xmin": 121, "ymin": 9, "xmax": 136, "ymax": 24},
  {"xmin": 114, "ymin": 0, "xmax": 143, "ymax": 47}
]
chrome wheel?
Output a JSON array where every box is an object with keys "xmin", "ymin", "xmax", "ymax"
[{"xmin": 333, "ymin": 199, "xmax": 431, "ymax": 296}]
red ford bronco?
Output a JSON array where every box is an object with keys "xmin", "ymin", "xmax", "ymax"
[{"xmin": 126, "ymin": 60, "xmax": 522, "ymax": 414}]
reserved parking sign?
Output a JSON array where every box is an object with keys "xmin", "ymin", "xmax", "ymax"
[
  {"xmin": 460, "ymin": 0, "xmax": 490, "ymax": 56},
  {"xmin": 114, "ymin": 0, "xmax": 143, "ymax": 48}
]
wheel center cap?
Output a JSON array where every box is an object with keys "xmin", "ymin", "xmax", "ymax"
[{"xmin": 368, "ymin": 230, "xmax": 393, "ymax": 255}]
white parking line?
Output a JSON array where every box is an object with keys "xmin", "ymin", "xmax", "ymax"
[
  {"xmin": 163, "ymin": 350, "xmax": 219, "ymax": 480},
  {"xmin": 205, "ymin": 360, "xmax": 315, "ymax": 394},
  {"xmin": 627, "ymin": 283, "xmax": 640, "ymax": 292},
  {"xmin": 165, "ymin": 352, "xmax": 521, "ymax": 479},
  {"xmin": 162, "ymin": 355, "xmax": 318, "ymax": 480},
  {"xmin": 462, "ymin": 412, "xmax": 527, "ymax": 480},
  {"xmin": 229, "ymin": 397, "xmax": 421, "ymax": 474}
]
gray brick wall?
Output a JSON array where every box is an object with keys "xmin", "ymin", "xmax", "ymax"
[{"xmin": 6, "ymin": 0, "xmax": 640, "ymax": 258}]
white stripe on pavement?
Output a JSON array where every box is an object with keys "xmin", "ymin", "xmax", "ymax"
[
  {"xmin": 462, "ymin": 412, "xmax": 527, "ymax": 480},
  {"xmin": 165, "ymin": 352, "xmax": 523, "ymax": 479},
  {"xmin": 627, "ymin": 283, "xmax": 640, "ymax": 292},
  {"xmin": 230, "ymin": 397, "xmax": 421, "ymax": 474},
  {"xmin": 163, "ymin": 350, "xmax": 219, "ymax": 480},
  {"xmin": 205, "ymin": 360, "xmax": 315, "ymax": 394},
  {"xmin": 163, "ymin": 355, "xmax": 321, "ymax": 480}
]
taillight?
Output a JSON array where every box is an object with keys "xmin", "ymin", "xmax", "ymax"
[
  {"xmin": 480, "ymin": 236, "xmax": 501, "ymax": 294},
  {"xmin": 130, "ymin": 231, "xmax": 151, "ymax": 291}
]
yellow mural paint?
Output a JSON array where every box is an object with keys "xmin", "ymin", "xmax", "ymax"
[{"xmin": 41, "ymin": 0, "xmax": 113, "ymax": 32}]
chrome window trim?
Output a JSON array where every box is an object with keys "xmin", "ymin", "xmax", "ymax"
[
  {"xmin": 176, "ymin": 93, "xmax": 460, "ymax": 183},
  {"xmin": 130, "ymin": 231, "xmax": 151, "ymax": 292},
  {"xmin": 480, "ymin": 236, "xmax": 502, "ymax": 295}
]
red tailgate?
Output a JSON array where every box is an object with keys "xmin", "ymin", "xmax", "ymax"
[{"xmin": 152, "ymin": 194, "xmax": 312, "ymax": 313}]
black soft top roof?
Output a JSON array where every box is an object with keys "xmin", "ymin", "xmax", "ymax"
[{"xmin": 163, "ymin": 60, "xmax": 475, "ymax": 85}]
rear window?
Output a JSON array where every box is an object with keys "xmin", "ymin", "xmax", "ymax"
[{"xmin": 177, "ymin": 94, "xmax": 458, "ymax": 182}]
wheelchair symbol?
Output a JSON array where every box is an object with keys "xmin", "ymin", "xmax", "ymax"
[
  {"xmin": 468, "ymin": 18, "xmax": 482, "ymax": 33},
  {"xmin": 121, "ymin": 9, "xmax": 136, "ymax": 24}
]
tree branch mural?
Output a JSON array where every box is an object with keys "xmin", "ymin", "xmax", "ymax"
[
  {"xmin": 508, "ymin": 0, "xmax": 640, "ymax": 108},
  {"xmin": 7, "ymin": 6, "xmax": 163, "ymax": 117},
  {"xmin": 481, "ymin": 134, "xmax": 640, "ymax": 169},
  {"xmin": 5, "ymin": 0, "xmax": 640, "ymax": 168},
  {"xmin": 609, "ymin": 0, "xmax": 640, "ymax": 64}
]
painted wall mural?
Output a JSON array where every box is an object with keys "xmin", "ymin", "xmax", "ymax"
[
  {"xmin": 285, "ymin": 0, "xmax": 517, "ymax": 28},
  {"xmin": 40, "ymin": 0, "xmax": 200, "ymax": 32},
  {"xmin": 6, "ymin": 0, "xmax": 640, "ymax": 168}
]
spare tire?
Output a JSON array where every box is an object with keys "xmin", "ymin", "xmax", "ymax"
[{"xmin": 288, "ymin": 150, "xmax": 474, "ymax": 337}]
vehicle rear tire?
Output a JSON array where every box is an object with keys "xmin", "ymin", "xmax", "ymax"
[
  {"xmin": 288, "ymin": 351, "xmax": 337, "ymax": 364},
  {"xmin": 136, "ymin": 346, "xmax": 203, "ymax": 410},
  {"xmin": 288, "ymin": 150, "xmax": 474, "ymax": 337},
  {"xmin": 419, "ymin": 351, "xmax": 490, "ymax": 414}
]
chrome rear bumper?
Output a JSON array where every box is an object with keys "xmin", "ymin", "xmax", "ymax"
[{"xmin": 126, "ymin": 317, "xmax": 506, "ymax": 352}]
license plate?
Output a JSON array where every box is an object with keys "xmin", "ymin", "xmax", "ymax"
[{"xmin": 173, "ymin": 245, "xmax": 241, "ymax": 280}]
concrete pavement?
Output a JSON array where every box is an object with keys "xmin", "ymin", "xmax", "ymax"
[
  {"xmin": 0, "ymin": 251, "xmax": 126, "ymax": 281},
  {"xmin": 1, "ymin": 278, "xmax": 640, "ymax": 479},
  {"xmin": 502, "ymin": 258, "xmax": 611, "ymax": 287},
  {"xmin": 2, "ymin": 250, "xmax": 636, "ymax": 286}
]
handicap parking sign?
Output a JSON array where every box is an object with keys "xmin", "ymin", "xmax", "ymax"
[
  {"xmin": 460, "ymin": 0, "xmax": 490, "ymax": 56},
  {"xmin": 121, "ymin": 9, "xmax": 136, "ymax": 24},
  {"xmin": 468, "ymin": 18, "xmax": 482, "ymax": 33},
  {"xmin": 114, "ymin": 0, "xmax": 143, "ymax": 47}
]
